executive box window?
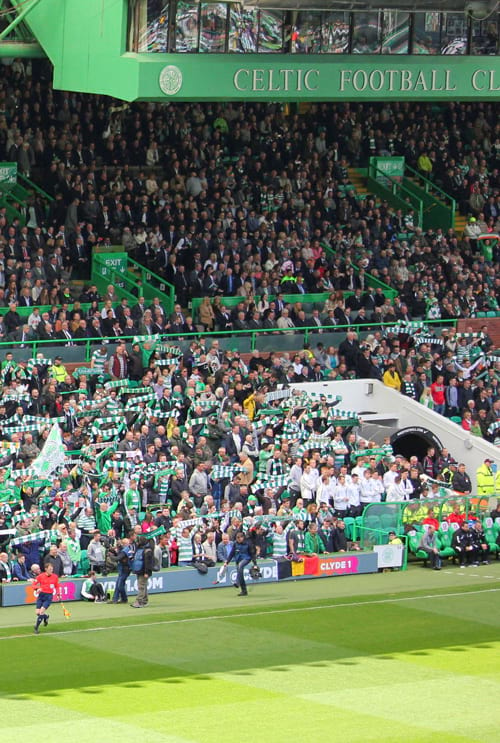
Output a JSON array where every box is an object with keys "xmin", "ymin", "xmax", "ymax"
[
  {"xmin": 471, "ymin": 18, "xmax": 499, "ymax": 54},
  {"xmin": 200, "ymin": 3, "xmax": 227, "ymax": 52},
  {"xmin": 175, "ymin": 1, "xmax": 199, "ymax": 52},
  {"xmin": 413, "ymin": 12, "xmax": 442, "ymax": 54},
  {"xmin": 258, "ymin": 10, "xmax": 285, "ymax": 53},
  {"xmin": 130, "ymin": 2, "xmax": 499, "ymax": 56},
  {"xmin": 291, "ymin": 12, "xmax": 321, "ymax": 53},
  {"xmin": 229, "ymin": 6, "xmax": 258, "ymax": 52},
  {"xmin": 321, "ymin": 12, "xmax": 350, "ymax": 53},
  {"xmin": 441, "ymin": 12, "xmax": 467, "ymax": 54},
  {"xmin": 381, "ymin": 11, "xmax": 409, "ymax": 54},
  {"xmin": 352, "ymin": 12, "xmax": 381, "ymax": 54}
]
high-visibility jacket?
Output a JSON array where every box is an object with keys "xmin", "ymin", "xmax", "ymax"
[{"xmin": 476, "ymin": 463, "xmax": 496, "ymax": 495}]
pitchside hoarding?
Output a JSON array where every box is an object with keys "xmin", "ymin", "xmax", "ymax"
[{"xmin": 0, "ymin": 553, "xmax": 379, "ymax": 606}]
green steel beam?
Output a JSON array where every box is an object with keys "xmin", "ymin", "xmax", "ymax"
[
  {"xmin": 0, "ymin": 0, "xmax": 41, "ymax": 41},
  {"xmin": 0, "ymin": 40, "xmax": 44, "ymax": 55}
]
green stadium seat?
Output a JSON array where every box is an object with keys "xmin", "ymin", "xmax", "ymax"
[
  {"xmin": 437, "ymin": 522, "xmax": 455, "ymax": 550},
  {"xmin": 343, "ymin": 517, "xmax": 356, "ymax": 541},
  {"xmin": 483, "ymin": 518, "xmax": 500, "ymax": 556},
  {"xmin": 407, "ymin": 530, "xmax": 429, "ymax": 564},
  {"xmin": 450, "ymin": 416, "xmax": 462, "ymax": 424},
  {"xmin": 436, "ymin": 523, "xmax": 456, "ymax": 559},
  {"xmin": 78, "ymin": 550, "xmax": 90, "ymax": 575}
]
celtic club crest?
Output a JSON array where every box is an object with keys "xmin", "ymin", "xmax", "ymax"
[{"xmin": 159, "ymin": 65, "xmax": 183, "ymax": 96}]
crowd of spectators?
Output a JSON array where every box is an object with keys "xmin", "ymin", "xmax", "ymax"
[
  {"xmin": 0, "ymin": 60, "xmax": 498, "ymax": 591},
  {"xmin": 0, "ymin": 333, "xmax": 498, "ymax": 586},
  {"xmin": 0, "ymin": 60, "xmax": 497, "ymax": 330}
]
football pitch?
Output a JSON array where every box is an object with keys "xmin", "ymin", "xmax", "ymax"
[{"xmin": 1, "ymin": 564, "xmax": 500, "ymax": 743}]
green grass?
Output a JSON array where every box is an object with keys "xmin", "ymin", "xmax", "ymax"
[{"xmin": 2, "ymin": 564, "xmax": 500, "ymax": 742}]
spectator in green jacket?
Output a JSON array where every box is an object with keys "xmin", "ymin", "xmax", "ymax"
[{"xmin": 304, "ymin": 523, "xmax": 325, "ymax": 556}]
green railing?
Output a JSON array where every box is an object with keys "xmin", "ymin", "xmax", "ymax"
[
  {"xmin": 17, "ymin": 172, "xmax": 54, "ymax": 203},
  {"xmin": 128, "ymin": 257, "xmax": 175, "ymax": 316},
  {"xmin": 360, "ymin": 495, "xmax": 493, "ymax": 539},
  {"xmin": 191, "ymin": 286, "xmax": 400, "ymax": 324},
  {"xmin": 92, "ymin": 252, "xmax": 140, "ymax": 304},
  {"xmin": 0, "ymin": 171, "xmax": 53, "ymax": 224},
  {"xmin": 191, "ymin": 290, "xmax": 372, "ymax": 323},
  {"xmin": 0, "ymin": 317, "xmax": 456, "ymax": 364},
  {"xmin": 1, "ymin": 298, "xmax": 125, "ymax": 320},
  {"xmin": 403, "ymin": 163, "xmax": 456, "ymax": 232},
  {"xmin": 91, "ymin": 252, "xmax": 175, "ymax": 316},
  {"xmin": 367, "ymin": 164, "xmax": 424, "ymax": 229},
  {"xmin": 318, "ymin": 243, "xmax": 397, "ymax": 300}
]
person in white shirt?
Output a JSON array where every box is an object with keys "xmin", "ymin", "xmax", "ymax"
[
  {"xmin": 398, "ymin": 470, "xmax": 414, "ymax": 500},
  {"xmin": 383, "ymin": 462, "xmax": 400, "ymax": 491},
  {"xmin": 289, "ymin": 457, "xmax": 303, "ymax": 499},
  {"xmin": 316, "ymin": 474, "xmax": 336, "ymax": 507},
  {"xmin": 386, "ymin": 475, "xmax": 412, "ymax": 502},
  {"xmin": 351, "ymin": 457, "xmax": 368, "ymax": 479},
  {"xmin": 300, "ymin": 463, "xmax": 319, "ymax": 503},
  {"xmin": 332, "ymin": 475, "xmax": 350, "ymax": 517},
  {"xmin": 360, "ymin": 469, "xmax": 377, "ymax": 510},
  {"xmin": 337, "ymin": 465, "xmax": 353, "ymax": 486},
  {"xmin": 347, "ymin": 473, "xmax": 362, "ymax": 516},
  {"xmin": 371, "ymin": 471, "xmax": 385, "ymax": 503}
]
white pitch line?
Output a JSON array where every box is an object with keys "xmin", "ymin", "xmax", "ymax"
[{"xmin": 1, "ymin": 587, "xmax": 499, "ymax": 642}]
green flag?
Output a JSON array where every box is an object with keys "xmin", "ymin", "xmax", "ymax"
[{"xmin": 31, "ymin": 424, "xmax": 65, "ymax": 478}]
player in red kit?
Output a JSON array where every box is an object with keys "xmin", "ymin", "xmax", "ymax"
[{"xmin": 32, "ymin": 563, "xmax": 61, "ymax": 634}]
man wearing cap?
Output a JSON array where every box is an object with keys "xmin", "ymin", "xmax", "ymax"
[{"xmin": 476, "ymin": 459, "xmax": 496, "ymax": 496}]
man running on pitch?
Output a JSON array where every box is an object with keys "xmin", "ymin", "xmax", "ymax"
[{"xmin": 32, "ymin": 562, "xmax": 62, "ymax": 634}]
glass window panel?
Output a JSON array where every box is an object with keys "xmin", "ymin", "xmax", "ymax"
[
  {"xmin": 200, "ymin": 3, "xmax": 226, "ymax": 53},
  {"xmin": 441, "ymin": 12, "xmax": 467, "ymax": 54},
  {"xmin": 258, "ymin": 10, "xmax": 284, "ymax": 53},
  {"xmin": 229, "ymin": 5, "xmax": 258, "ymax": 53},
  {"xmin": 352, "ymin": 12, "xmax": 381, "ymax": 54},
  {"xmin": 413, "ymin": 12, "xmax": 441, "ymax": 54},
  {"xmin": 292, "ymin": 12, "xmax": 322, "ymax": 53},
  {"xmin": 321, "ymin": 12, "xmax": 350, "ymax": 53},
  {"xmin": 381, "ymin": 11, "xmax": 409, "ymax": 54},
  {"xmin": 471, "ymin": 17, "xmax": 498, "ymax": 54},
  {"xmin": 175, "ymin": 1, "xmax": 199, "ymax": 52},
  {"xmin": 131, "ymin": 0, "xmax": 155, "ymax": 52}
]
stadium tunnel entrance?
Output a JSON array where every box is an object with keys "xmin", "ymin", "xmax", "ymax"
[{"xmin": 390, "ymin": 427, "xmax": 443, "ymax": 461}]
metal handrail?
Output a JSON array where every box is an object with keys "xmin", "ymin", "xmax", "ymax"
[{"xmin": 0, "ymin": 317, "xmax": 456, "ymax": 362}]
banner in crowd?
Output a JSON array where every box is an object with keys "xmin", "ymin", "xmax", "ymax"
[
  {"xmin": 0, "ymin": 162, "xmax": 17, "ymax": 186},
  {"xmin": 370, "ymin": 156, "xmax": 405, "ymax": 186},
  {"xmin": 31, "ymin": 424, "xmax": 65, "ymax": 478}
]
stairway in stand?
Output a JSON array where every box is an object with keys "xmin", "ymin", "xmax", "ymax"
[
  {"xmin": 347, "ymin": 168, "xmax": 370, "ymax": 198},
  {"xmin": 454, "ymin": 213, "xmax": 467, "ymax": 237}
]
